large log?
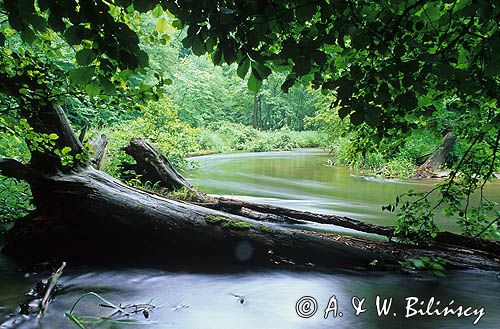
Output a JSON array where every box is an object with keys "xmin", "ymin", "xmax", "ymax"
[
  {"xmin": 0, "ymin": 104, "xmax": 498, "ymax": 271},
  {"xmin": 2, "ymin": 160, "xmax": 498, "ymax": 271},
  {"xmin": 124, "ymin": 139, "xmax": 500, "ymax": 256}
]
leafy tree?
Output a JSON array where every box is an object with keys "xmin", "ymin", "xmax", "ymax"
[{"xmin": 0, "ymin": 0, "xmax": 498, "ymax": 243}]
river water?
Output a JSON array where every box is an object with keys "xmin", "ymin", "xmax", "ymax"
[
  {"xmin": 0, "ymin": 150, "xmax": 498, "ymax": 329},
  {"xmin": 186, "ymin": 149, "xmax": 500, "ymax": 234}
]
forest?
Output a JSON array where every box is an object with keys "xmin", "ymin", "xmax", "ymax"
[{"xmin": 0, "ymin": 0, "xmax": 498, "ymax": 328}]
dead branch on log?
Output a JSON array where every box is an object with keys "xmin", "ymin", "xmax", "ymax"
[
  {"xmin": 123, "ymin": 138, "xmax": 191, "ymax": 191},
  {"xmin": 39, "ymin": 262, "xmax": 66, "ymax": 316}
]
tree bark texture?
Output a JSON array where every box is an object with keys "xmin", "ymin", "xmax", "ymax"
[{"xmin": 413, "ymin": 132, "xmax": 456, "ymax": 179}]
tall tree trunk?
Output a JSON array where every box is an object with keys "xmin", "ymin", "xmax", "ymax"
[
  {"xmin": 252, "ymin": 94, "xmax": 261, "ymax": 129},
  {"xmin": 412, "ymin": 132, "xmax": 456, "ymax": 179}
]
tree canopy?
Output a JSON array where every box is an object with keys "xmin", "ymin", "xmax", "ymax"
[
  {"xmin": 2, "ymin": 0, "xmax": 498, "ymax": 131},
  {"xmin": 0, "ymin": 0, "xmax": 498, "ymax": 244}
]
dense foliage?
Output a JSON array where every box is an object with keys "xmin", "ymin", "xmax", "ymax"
[{"xmin": 0, "ymin": 0, "xmax": 498, "ymax": 243}]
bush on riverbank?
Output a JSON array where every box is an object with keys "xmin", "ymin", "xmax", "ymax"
[
  {"xmin": 195, "ymin": 122, "xmax": 325, "ymax": 154},
  {"xmin": 326, "ymin": 130, "xmax": 443, "ymax": 178}
]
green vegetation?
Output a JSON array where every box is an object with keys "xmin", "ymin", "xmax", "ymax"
[
  {"xmin": 196, "ymin": 123, "xmax": 324, "ymax": 154},
  {"xmin": 0, "ymin": 0, "xmax": 497, "ymax": 246},
  {"xmin": 257, "ymin": 225, "xmax": 276, "ymax": 234},
  {"xmin": 66, "ymin": 292, "xmax": 153, "ymax": 329},
  {"xmin": 400, "ymin": 257, "xmax": 449, "ymax": 278},
  {"xmin": 204, "ymin": 215, "xmax": 252, "ymax": 231},
  {"xmin": 313, "ymin": 109, "xmax": 445, "ymax": 177}
]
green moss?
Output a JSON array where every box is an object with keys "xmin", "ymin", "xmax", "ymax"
[
  {"xmin": 132, "ymin": 205, "xmax": 145, "ymax": 213},
  {"xmin": 168, "ymin": 186, "xmax": 198, "ymax": 201},
  {"xmin": 205, "ymin": 214, "xmax": 228, "ymax": 224},
  {"xmin": 204, "ymin": 215, "xmax": 251, "ymax": 230},
  {"xmin": 257, "ymin": 225, "xmax": 275, "ymax": 233},
  {"xmin": 223, "ymin": 221, "xmax": 251, "ymax": 230}
]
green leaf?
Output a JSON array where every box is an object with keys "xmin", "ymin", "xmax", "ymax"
[
  {"xmin": 85, "ymin": 79, "xmax": 101, "ymax": 97},
  {"xmin": 76, "ymin": 49, "xmax": 97, "ymax": 65},
  {"xmin": 248, "ymin": 72, "xmax": 262, "ymax": 92},
  {"xmin": 296, "ymin": 3, "xmax": 317, "ymax": 22},
  {"xmin": 21, "ymin": 28, "xmax": 36, "ymax": 43},
  {"xmin": 338, "ymin": 107, "xmax": 351, "ymax": 119},
  {"xmin": 48, "ymin": 13, "xmax": 66, "ymax": 32},
  {"xmin": 350, "ymin": 110, "xmax": 364, "ymax": 125},
  {"xmin": 49, "ymin": 133, "xmax": 59, "ymax": 140},
  {"xmin": 156, "ymin": 18, "xmax": 168, "ymax": 34},
  {"xmin": 134, "ymin": 0, "xmax": 156, "ymax": 12},
  {"xmin": 151, "ymin": 5, "xmax": 164, "ymax": 18},
  {"xmin": 364, "ymin": 108, "xmax": 381, "ymax": 127},
  {"xmin": 69, "ymin": 66, "xmax": 95, "ymax": 86},
  {"xmin": 237, "ymin": 58, "xmax": 250, "ymax": 79},
  {"xmin": 397, "ymin": 91, "xmax": 418, "ymax": 110},
  {"xmin": 192, "ymin": 36, "xmax": 206, "ymax": 56}
]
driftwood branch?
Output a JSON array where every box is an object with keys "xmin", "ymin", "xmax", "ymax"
[{"xmin": 39, "ymin": 262, "xmax": 66, "ymax": 316}]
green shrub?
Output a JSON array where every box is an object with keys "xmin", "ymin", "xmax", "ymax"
[
  {"xmin": 398, "ymin": 130, "xmax": 442, "ymax": 163},
  {"xmin": 0, "ymin": 132, "xmax": 34, "ymax": 230},
  {"xmin": 194, "ymin": 121, "xmax": 321, "ymax": 153},
  {"xmin": 195, "ymin": 129, "xmax": 231, "ymax": 153},
  {"xmin": 288, "ymin": 130, "xmax": 326, "ymax": 148},
  {"xmin": 100, "ymin": 97, "xmax": 199, "ymax": 178},
  {"xmin": 0, "ymin": 176, "xmax": 34, "ymax": 232}
]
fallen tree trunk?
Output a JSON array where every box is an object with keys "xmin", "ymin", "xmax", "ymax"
[
  {"xmin": 3, "ymin": 159, "xmax": 499, "ymax": 270},
  {"xmin": 412, "ymin": 131, "xmax": 456, "ymax": 179},
  {"xmin": 1, "ymin": 104, "xmax": 499, "ymax": 271},
  {"xmin": 124, "ymin": 139, "xmax": 500, "ymax": 256}
]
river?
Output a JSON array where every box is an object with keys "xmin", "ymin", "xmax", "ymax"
[
  {"xmin": 186, "ymin": 149, "xmax": 500, "ymax": 234},
  {"xmin": 0, "ymin": 150, "xmax": 498, "ymax": 329}
]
